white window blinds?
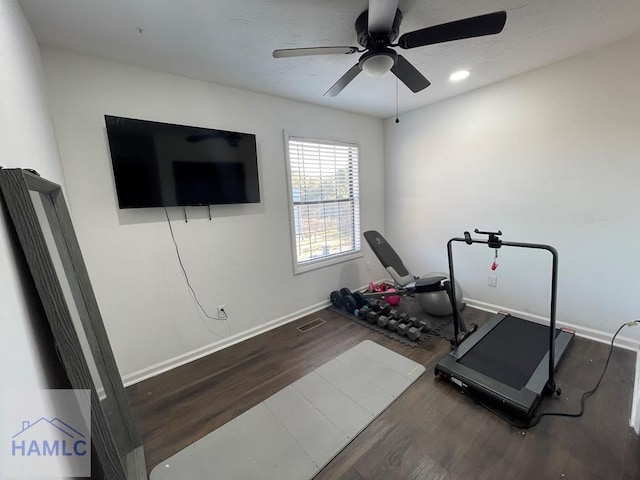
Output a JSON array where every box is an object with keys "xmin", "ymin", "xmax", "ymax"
[{"xmin": 287, "ymin": 136, "xmax": 361, "ymax": 268}]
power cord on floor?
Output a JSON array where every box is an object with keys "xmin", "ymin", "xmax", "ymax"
[
  {"xmin": 475, "ymin": 320, "xmax": 638, "ymax": 429},
  {"xmin": 164, "ymin": 208, "xmax": 228, "ymax": 334}
]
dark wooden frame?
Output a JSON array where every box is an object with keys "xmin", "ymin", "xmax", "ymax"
[{"xmin": 0, "ymin": 168, "xmax": 146, "ymax": 479}]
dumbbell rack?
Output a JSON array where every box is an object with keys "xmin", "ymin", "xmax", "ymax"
[
  {"xmin": 328, "ymin": 287, "xmax": 459, "ymax": 347},
  {"xmin": 328, "ymin": 303, "xmax": 423, "ymax": 348}
]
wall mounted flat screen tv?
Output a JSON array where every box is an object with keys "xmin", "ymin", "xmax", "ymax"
[{"xmin": 104, "ymin": 115, "xmax": 260, "ymax": 208}]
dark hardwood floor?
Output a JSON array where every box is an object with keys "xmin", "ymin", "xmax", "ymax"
[{"xmin": 127, "ymin": 307, "xmax": 640, "ymax": 479}]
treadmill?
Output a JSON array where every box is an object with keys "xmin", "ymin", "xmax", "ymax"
[{"xmin": 434, "ymin": 229, "xmax": 574, "ymax": 418}]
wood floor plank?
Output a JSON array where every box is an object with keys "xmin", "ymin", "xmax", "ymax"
[{"xmin": 127, "ymin": 307, "xmax": 640, "ymax": 478}]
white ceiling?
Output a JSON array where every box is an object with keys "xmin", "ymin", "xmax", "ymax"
[{"xmin": 19, "ymin": 0, "xmax": 640, "ymax": 118}]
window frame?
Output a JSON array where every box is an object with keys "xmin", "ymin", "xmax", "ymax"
[{"xmin": 284, "ymin": 130, "xmax": 363, "ymax": 274}]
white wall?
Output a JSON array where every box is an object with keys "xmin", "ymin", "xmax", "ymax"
[
  {"xmin": 384, "ymin": 33, "xmax": 640, "ymax": 349},
  {"xmin": 0, "ymin": 0, "xmax": 73, "ymax": 475},
  {"xmin": 40, "ymin": 48, "xmax": 387, "ymax": 383}
]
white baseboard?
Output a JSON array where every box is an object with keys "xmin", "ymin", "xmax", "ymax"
[
  {"xmin": 122, "ymin": 298, "xmax": 331, "ymax": 387},
  {"xmin": 464, "ymin": 298, "xmax": 640, "ymax": 351},
  {"xmin": 631, "ymin": 353, "xmax": 640, "ymax": 434}
]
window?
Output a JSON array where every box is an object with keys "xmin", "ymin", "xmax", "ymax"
[{"xmin": 285, "ymin": 134, "xmax": 361, "ymax": 273}]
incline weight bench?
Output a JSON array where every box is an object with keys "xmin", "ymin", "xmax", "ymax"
[{"xmin": 363, "ymin": 230, "xmax": 460, "ymax": 316}]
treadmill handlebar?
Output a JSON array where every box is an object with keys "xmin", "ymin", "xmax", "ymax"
[
  {"xmin": 451, "ymin": 236, "xmax": 558, "ymax": 258},
  {"xmin": 446, "ymin": 233, "xmax": 559, "ymax": 394}
]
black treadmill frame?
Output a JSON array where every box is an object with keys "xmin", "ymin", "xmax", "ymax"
[{"xmin": 435, "ymin": 230, "xmax": 574, "ymax": 417}]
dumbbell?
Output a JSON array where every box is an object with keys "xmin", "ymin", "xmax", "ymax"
[
  {"xmin": 354, "ymin": 305, "xmax": 370, "ymax": 320},
  {"xmin": 376, "ymin": 309, "xmax": 398, "ymax": 329},
  {"xmin": 369, "ymin": 300, "xmax": 382, "ymax": 312},
  {"xmin": 379, "ymin": 302, "xmax": 392, "ymax": 316},
  {"xmin": 388, "ymin": 318, "xmax": 401, "ymax": 331},
  {"xmin": 417, "ymin": 319, "xmax": 431, "ymax": 330},
  {"xmin": 397, "ymin": 317, "xmax": 417, "ymax": 336},
  {"xmin": 377, "ymin": 315, "xmax": 390, "ymax": 328},
  {"xmin": 366, "ymin": 309, "xmax": 382, "ymax": 324},
  {"xmin": 407, "ymin": 319, "xmax": 431, "ymax": 341}
]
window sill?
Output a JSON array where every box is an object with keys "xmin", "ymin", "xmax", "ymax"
[{"xmin": 294, "ymin": 251, "xmax": 363, "ymax": 275}]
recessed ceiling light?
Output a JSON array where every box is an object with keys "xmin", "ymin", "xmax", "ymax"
[{"xmin": 449, "ymin": 70, "xmax": 470, "ymax": 82}]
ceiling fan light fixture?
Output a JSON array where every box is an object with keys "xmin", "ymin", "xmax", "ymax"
[
  {"xmin": 449, "ymin": 69, "xmax": 470, "ymax": 82},
  {"xmin": 360, "ymin": 50, "xmax": 397, "ymax": 77}
]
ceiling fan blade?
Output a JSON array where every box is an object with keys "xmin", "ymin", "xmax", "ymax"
[
  {"xmin": 398, "ymin": 11, "xmax": 507, "ymax": 49},
  {"xmin": 273, "ymin": 46, "xmax": 358, "ymax": 58},
  {"xmin": 368, "ymin": 0, "xmax": 400, "ymax": 34},
  {"xmin": 391, "ymin": 55, "xmax": 430, "ymax": 93},
  {"xmin": 324, "ymin": 64, "xmax": 362, "ymax": 97}
]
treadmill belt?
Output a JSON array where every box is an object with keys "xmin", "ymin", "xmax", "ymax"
[{"xmin": 458, "ymin": 316, "xmax": 561, "ymax": 391}]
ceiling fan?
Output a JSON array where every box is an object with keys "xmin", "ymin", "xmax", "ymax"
[{"xmin": 272, "ymin": 0, "xmax": 507, "ymax": 97}]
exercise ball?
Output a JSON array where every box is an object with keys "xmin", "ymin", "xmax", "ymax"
[{"xmin": 416, "ymin": 272, "xmax": 463, "ymax": 317}]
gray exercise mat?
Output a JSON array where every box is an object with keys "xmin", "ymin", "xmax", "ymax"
[{"xmin": 150, "ymin": 340, "xmax": 425, "ymax": 480}]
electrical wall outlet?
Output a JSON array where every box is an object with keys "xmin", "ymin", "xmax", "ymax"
[
  {"xmin": 217, "ymin": 305, "xmax": 226, "ymax": 317},
  {"xmin": 365, "ymin": 261, "xmax": 371, "ymax": 271},
  {"xmin": 488, "ymin": 275, "xmax": 497, "ymax": 287}
]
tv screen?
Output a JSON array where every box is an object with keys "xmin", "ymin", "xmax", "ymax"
[{"xmin": 104, "ymin": 115, "xmax": 260, "ymax": 208}]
